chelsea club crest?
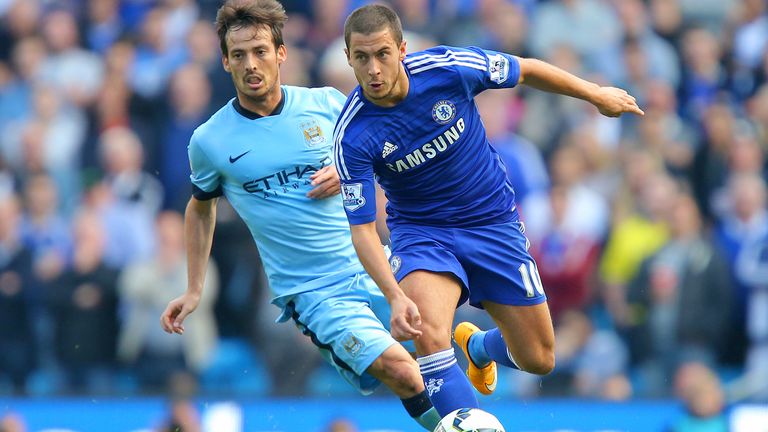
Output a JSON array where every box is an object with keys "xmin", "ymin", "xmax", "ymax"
[{"xmin": 432, "ymin": 100, "xmax": 456, "ymax": 125}]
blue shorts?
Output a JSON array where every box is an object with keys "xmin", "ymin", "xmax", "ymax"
[
  {"xmin": 281, "ymin": 271, "xmax": 412, "ymax": 395},
  {"xmin": 388, "ymin": 221, "xmax": 547, "ymax": 308}
]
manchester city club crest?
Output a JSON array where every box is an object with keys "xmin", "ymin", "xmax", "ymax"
[
  {"xmin": 300, "ymin": 119, "xmax": 325, "ymax": 147},
  {"xmin": 432, "ymin": 100, "xmax": 456, "ymax": 124},
  {"xmin": 341, "ymin": 333, "xmax": 363, "ymax": 357}
]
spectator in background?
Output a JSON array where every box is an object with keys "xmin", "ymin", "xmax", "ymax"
[
  {"xmin": 118, "ymin": 211, "xmax": 218, "ymax": 393},
  {"xmin": 600, "ymin": 170, "xmax": 675, "ymax": 327},
  {"xmin": 40, "ymin": 8, "xmax": 104, "ymax": 109},
  {"xmin": 84, "ymin": 0, "xmax": 124, "ymax": 55},
  {"xmin": 184, "ymin": 19, "xmax": 233, "ymax": 109},
  {"xmin": 715, "ymin": 173, "xmax": 768, "ymax": 401},
  {"xmin": 547, "ymin": 309, "xmax": 630, "ymax": 400},
  {"xmin": 729, "ymin": 0, "xmax": 768, "ymax": 100},
  {"xmin": 648, "ymin": 0, "xmax": 685, "ymax": 45},
  {"xmin": 160, "ymin": 64, "xmax": 212, "ymax": 212},
  {"xmin": 690, "ymin": 103, "xmax": 738, "ymax": 222},
  {"xmin": 0, "ymin": 412, "xmax": 25, "ymax": 432},
  {"xmin": 162, "ymin": 0, "xmax": 200, "ymax": 50},
  {"xmin": 529, "ymin": 184, "xmax": 601, "ymax": 323},
  {"xmin": 522, "ymin": 143, "xmax": 610, "ymax": 244},
  {"xmin": 20, "ymin": 174, "xmax": 70, "ymax": 283},
  {"xmin": 678, "ymin": 26, "xmax": 727, "ymax": 124},
  {"xmin": 80, "ymin": 181, "xmax": 155, "ymax": 270},
  {"xmin": 706, "ymin": 125, "xmax": 766, "ymax": 220},
  {"xmin": 517, "ymin": 44, "xmax": 590, "ymax": 154},
  {"xmin": 305, "ymin": 0, "xmax": 349, "ymax": 53},
  {"xmin": 1, "ymin": 35, "xmax": 46, "ymax": 132},
  {"xmin": 746, "ymin": 84, "xmax": 768, "ymax": 145},
  {"xmin": 99, "ymin": 126, "xmax": 164, "ymax": 218},
  {"xmin": 4, "ymin": 83, "xmax": 86, "ymax": 213},
  {"xmin": 626, "ymin": 193, "xmax": 733, "ymax": 396},
  {"xmin": 529, "ymin": 0, "xmax": 620, "ymax": 78},
  {"xmin": 611, "ymin": 0, "xmax": 680, "ymax": 88},
  {"xmin": 439, "ymin": 0, "xmax": 529, "ymax": 56},
  {"xmin": 0, "ymin": 195, "xmax": 36, "ymax": 394},
  {"xmin": 48, "ymin": 210, "xmax": 119, "ymax": 394},
  {"xmin": 669, "ymin": 362, "xmax": 728, "ymax": 432},
  {"xmin": 476, "ymin": 88, "xmax": 549, "ymax": 205},
  {"xmin": 639, "ymin": 80, "xmax": 695, "ymax": 177},
  {"xmin": 0, "ymin": 0, "xmax": 42, "ymax": 61},
  {"xmin": 157, "ymin": 399, "xmax": 201, "ymax": 432},
  {"xmin": 129, "ymin": 6, "xmax": 187, "ymax": 99}
]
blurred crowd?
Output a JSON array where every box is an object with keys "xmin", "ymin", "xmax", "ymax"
[{"xmin": 0, "ymin": 0, "xmax": 767, "ymax": 415}]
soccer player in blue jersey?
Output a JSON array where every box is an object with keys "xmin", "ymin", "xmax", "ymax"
[
  {"xmin": 159, "ymin": 1, "xmax": 440, "ymax": 429},
  {"xmin": 335, "ymin": 4, "xmax": 644, "ymax": 416}
]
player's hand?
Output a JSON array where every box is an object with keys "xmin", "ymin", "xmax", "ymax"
[
  {"xmin": 389, "ymin": 295, "xmax": 422, "ymax": 341},
  {"xmin": 307, "ymin": 165, "xmax": 341, "ymax": 199},
  {"xmin": 592, "ymin": 86, "xmax": 645, "ymax": 117},
  {"xmin": 160, "ymin": 292, "xmax": 201, "ymax": 335}
]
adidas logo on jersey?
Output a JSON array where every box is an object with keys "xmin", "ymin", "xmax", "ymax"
[{"xmin": 382, "ymin": 141, "xmax": 398, "ymax": 158}]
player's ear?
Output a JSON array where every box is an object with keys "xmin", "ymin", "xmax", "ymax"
[
  {"xmin": 222, "ymin": 54, "xmax": 231, "ymax": 73},
  {"xmin": 344, "ymin": 47, "xmax": 352, "ymax": 66},
  {"xmin": 399, "ymin": 40, "xmax": 407, "ymax": 61},
  {"xmin": 277, "ymin": 44, "xmax": 287, "ymax": 65}
]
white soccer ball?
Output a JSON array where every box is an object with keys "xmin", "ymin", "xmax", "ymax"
[{"xmin": 433, "ymin": 408, "xmax": 506, "ymax": 432}]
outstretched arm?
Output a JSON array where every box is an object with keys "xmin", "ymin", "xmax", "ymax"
[
  {"xmin": 350, "ymin": 222, "xmax": 422, "ymax": 341},
  {"xmin": 160, "ymin": 196, "xmax": 218, "ymax": 334},
  {"xmin": 516, "ymin": 57, "xmax": 644, "ymax": 117}
]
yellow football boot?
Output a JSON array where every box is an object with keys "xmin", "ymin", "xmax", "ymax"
[{"xmin": 454, "ymin": 322, "xmax": 497, "ymax": 395}]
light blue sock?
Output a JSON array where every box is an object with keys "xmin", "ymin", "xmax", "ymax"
[
  {"xmin": 401, "ymin": 390, "xmax": 441, "ymax": 430},
  {"xmin": 418, "ymin": 348, "xmax": 479, "ymax": 416}
]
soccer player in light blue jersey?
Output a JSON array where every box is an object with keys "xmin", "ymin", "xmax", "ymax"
[
  {"xmin": 335, "ymin": 4, "xmax": 644, "ymax": 416},
  {"xmin": 159, "ymin": 1, "xmax": 440, "ymax": 429}
]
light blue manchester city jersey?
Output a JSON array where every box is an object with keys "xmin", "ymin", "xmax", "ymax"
[{"xmin": 189, "ymin": 85, "xmax": 364, "ymax": 306}]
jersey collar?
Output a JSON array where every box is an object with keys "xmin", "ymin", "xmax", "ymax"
[{"xmin": 233, "ymin": 88, "xmax": 286, "ymax": 119}]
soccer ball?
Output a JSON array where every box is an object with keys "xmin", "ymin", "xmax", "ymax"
[{"xmin": 433, "ymin": 408, "xmax": 506, "ymax": 432}]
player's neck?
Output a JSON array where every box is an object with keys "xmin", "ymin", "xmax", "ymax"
[{"xmin": 237, "ymin": 84, "xmax": 283, "ymax": 117}]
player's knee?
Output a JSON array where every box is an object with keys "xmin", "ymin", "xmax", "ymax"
[
  {"xmin": 414, "ymin": 323, "xmax": 452, "ymax": 354},
  {"xmin": 380, "ymin": 357, "xmax": 423, "ymax": 396},
  {"xmin": 518, "ymin": 347, "xmax": 555, "ymax": 375}
]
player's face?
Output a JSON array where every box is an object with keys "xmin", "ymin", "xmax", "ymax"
[
  {"xmin": 222, "ymin": 25, "xmax": 286, "ymax": 111},
  {"xmin": 346, "ymin": 28, "xmax": 407, "ymax": 106}
]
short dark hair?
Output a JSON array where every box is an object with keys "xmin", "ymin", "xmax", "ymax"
[
  {"xmin": 344, "ymin": 4, "xmax": 403, "ymax": 49},
  {"xmin": 215, "ymin": 0, "xmax": 287, "ymax": 55}
]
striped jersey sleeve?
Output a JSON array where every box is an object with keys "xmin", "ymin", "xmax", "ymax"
[
  {"xmin": 333, "ymin": 91, "xmax": 377, "ymax": 225},
  {"xmin": 403, "ymin": 45, "xmax": 521, "ymax": 97}
]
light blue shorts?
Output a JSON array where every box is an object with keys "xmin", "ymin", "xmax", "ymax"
[{"xmin": 281, "ymin": 271, "xmax": 411, "ymax": 395}]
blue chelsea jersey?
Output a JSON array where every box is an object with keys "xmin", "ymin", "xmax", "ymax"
[
  {"xmin": 334, "ymin": 45, "xmax": 522, "ymax": 228},
  {"xmin": 189, "ymin": 85, "xmax": 364, "ymax": 304}
]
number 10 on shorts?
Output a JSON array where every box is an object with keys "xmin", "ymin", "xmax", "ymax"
[{"xmin": 518, "ymin": 261, "xmax": 545, "ymax": 297}]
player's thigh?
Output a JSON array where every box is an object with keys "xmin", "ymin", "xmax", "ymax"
[
  {"xmin": 483, "ymin": 300, "xmax": 555, "ymax": 374},
  {"xmin": 290, "ymin": 280, "xmax": 397, "ymax": 378},
  {"xmin": 400, "ymin": 270, "xmax": 463, "ymax": 354}
]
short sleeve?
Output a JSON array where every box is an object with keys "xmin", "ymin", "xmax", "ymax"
[
  {"xmin": 324, "ymin": 87, "xmax": 348, "ymax": 114},
  {"xmin": 451, "ymin": 46, "xmax": 521, "ymax": 97},
  {"xmin": 188, "ymin": 133, "xmax": 222, "ymax": 200},
  {"xmin": 335, "ymin": 134, "xmax": 377, "ymax": 225}
]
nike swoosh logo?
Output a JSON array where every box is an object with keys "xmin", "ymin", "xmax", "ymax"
[
  {"xmin": 229, "ymin": 150, "xmax": 251, "ymax": 163},
  {"xmin": 485, "ymin": 378, "xmax": 497, "ymax": 393}
]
